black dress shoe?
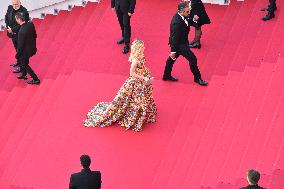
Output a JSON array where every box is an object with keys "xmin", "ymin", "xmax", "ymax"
[
  {"xmin": 194, "ymin": 78, "xmax": 208, "ymax": 86},
  {"xmin": 122, "ymin": 45, "xmax": 130, "ymax": 54},
  {"xmin": 27, "ymin": 79, "xmax": 40, "ymax": 85},
  {"xmin": 13, "ymin": 67, "xmax": 22, "ymax": 73},
  {"xmin": 10, "ymin": 63, "xmax": 19, "ymax": 67},
  {"xmin": 17, "ymin": 75, "xmax": 28, "ymax": 80},
  {"xmin": 117, "ymin": 38, "xmax": 124, "ymax": 45},
  {"xmin": 189, "ymin": 42, "xmax": 201, "ymax": 49},
  {"xmin": 162, "ymin": 76, "xmax": 178, "ymax": 82},
  {"xmin": 262, "ymin": 14, "xmax": 275, "ymax": 21}
]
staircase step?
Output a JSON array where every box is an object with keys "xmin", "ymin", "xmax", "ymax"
[
  {"xmin": 268, "ymin": 169, "xmax": 284, "ymax": 189},
  {"xmin": 213, "ymin": 63, "xmax": 275, "ymax": 184},
  {"xmin": 166, "ymin": 76, "xmax": 225, "ymax": 189},
  {"xmin": 0, "ymin": 79, "xmax": 53, "ymax": 182},
  {"xmin": 0, "ymin": 75, "xmax": 69, "ymax": 189},
  {"xmin": 150, "ymin": 85, "xmax": 206, "ymax": 189},
  {"xmin": 201, "ymin": 65, "xmax": 259, "ymax": 187},
  {"xmin": 214, "ymin": 0, "xmax": 258, "ymax": 75},
  {"xmin": 230, "ymin": 0, "xmax": 267, "ymax": 72},
  {"xmin": 182, "ymin": 71, "xmax": 243, "ymax": 189}
]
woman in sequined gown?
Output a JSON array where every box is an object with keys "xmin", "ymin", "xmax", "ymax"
[{"xmin": 84, "ymin": 40, "xmax": 157, "ymax": 131}]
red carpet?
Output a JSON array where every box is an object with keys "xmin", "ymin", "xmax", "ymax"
[{"xmin": 0, "ymin": 0, "xmax": 284, "ymax": 188}]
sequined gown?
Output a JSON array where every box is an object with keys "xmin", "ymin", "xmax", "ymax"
[{"xmin": 84, "ymin": 58, "xmax": 157, "ymax": 131}]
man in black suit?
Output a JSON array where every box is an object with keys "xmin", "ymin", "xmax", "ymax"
[
  {"xmin": 240, "ymin": 170, "xmax": 266, "ymax": 189},
  {"xmin": 15, "ymin": 12, "xmax": 40, "ymax": 85},
  {"xmin": 261, "ymin": 0, "xmax": 277, "ymax": 21},
  {"xmin": 111, "ymin": 0, "xmax": 136, "ymax": 54},
  {"xmin": 163, "ymin": 2, "xmax": 208, "ymax": 86},
  {"xmin": 5, "ymin": 0, "xmax": 29, "ymax": 73},
  {"xmin": 69, "ymin": 154, "xmax": 102, "ymax": 189}
]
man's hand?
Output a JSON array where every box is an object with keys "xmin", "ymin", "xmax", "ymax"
[
  {"xmin": 169, "ymin": 52, "xmax": 176, "ymax": 60},
  {"xmin": 193, "ymin": 15, "xmax": 199, "ymax": 22},
  {"xmin": 128, "ymin": 12, "xmax": 133, "ymax": 16},
  {"xmin": 7, "ymin": 26, "xmax": 12, "ymax": 33},
  {"xmin": 111, "ymin": 8, "xmax": 116, "ymax": 12}
]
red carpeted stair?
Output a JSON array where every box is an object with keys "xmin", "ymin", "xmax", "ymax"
[{"xmin": 0, "ymin": 0, "xmax": 284, "ymax": 188}]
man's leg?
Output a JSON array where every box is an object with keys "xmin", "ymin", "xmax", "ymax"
[
  {"xmin": 26, "ymin": 64, "xmax": 39, "ymax": 81},
  {"xmin": 17, "ymin": 58, "xmax": 28, "ymax": 80},
  {"xmin": 12, "ymin": 35, "xmax": 18, "ymax": 50},
  {"xmin": 262, "ymin": 0, "xmax": 276, "ymax": 21},
  {"xmin": 268, "ymin": 0, "xmax": 276, "ymax": 14},
  {"xmin": 11, "ymin": 35, "xmax": 20, "ymax": 68},
  {"xmin": 18, "ymin": 57, "xmax": 40, "ymax": 84},
  {"xmin": 24, "ymin": 57, "xmax": 39, "ymax": 81},
  {"xmin": 180, "ymin": 46, "xmax": 207, "ymax": 86},
  {"xmin": 122, "ymin": 13, "xmax": 131, "ymax": 46},
  {"xmin": 116, "ymin": 9, "xmax": 125, "ymax": 43},
  {"xmin": 180, "ymin": 46, "xmax": 201, "ymax": 80},
  {"xmin": 261, "ymin": 0, "xmax": 277, "ymax": 11},
  {"xmin": 163, "ymin": 53, "xmax": 180, "ymax": 81},
  {"xmin": 122, "ymin": 13, "xmax": 131, "ymax": 54}
]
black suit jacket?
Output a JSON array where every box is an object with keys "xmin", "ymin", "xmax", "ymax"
[
  {"xmin": 111, "ymin": 0, "xmax": 136, "ymax": 14},
  {"xmin": 69, "ymin": 169, "xmax": 102, "ymax": 189},
  {"xmin": 5, "ymin": 5, "xmax": 29, "ymax": 36},
  {"xmin": 240, "ymin": 185, "xmax": 266, "ymax": 189},
  {"xmin": 168, "ymin": 13, "xmax": 198, "ymax": 52},
  {"xmin": 16, "ymin": 21, "xmax": 37, "ymax": 59}
]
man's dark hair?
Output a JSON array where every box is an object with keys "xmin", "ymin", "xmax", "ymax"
[
  {"xmin": 15, "ymin": 12, "xmax": 26, "ymax": 21},
  {"xmin": 80, "ymin": 154, "xmax": 91, "ymax": 169},
  {"xmin": 178, "ymin": 2, "xmax": 189, "ymax": 12},
  {"xmin": 247, "ymin": 169, "xmax": 260, "ymax": 185}
]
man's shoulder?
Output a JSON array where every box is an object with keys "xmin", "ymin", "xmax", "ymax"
[
  {"xmin": 172, "ymin": 13, "xmax": 179, "ymax": 20},
  {"xmin": 24, "ymin": 22, "xmax": 35, "ymax": 30},
  {"xmin": 70, "ymin": 171, "xmax": 81, "ymax": 178},
  {"xmin": 171, "ymin": 14, "xmax": 182, "ymax": 23},
  {"xmin": 239, "ymin": 186, "xmax": 266, "ymax": 189},
  {"xmin": 71, "ymin": 170, "xmax": 101, "ymax": 176},
  {"xmin": 7, "ymin": 5, "xmax": 13, "ymax": 11},
  {"xmin": 91, "ymin": 171, "xmax": 101, "ymax": 175},
  {"xmin": 27, "ymin": 21, "xmax": 34, "ymax": 26},
  {"xmin": 19, "ymin": 5, "xmax": 28, "ymax": 12}
]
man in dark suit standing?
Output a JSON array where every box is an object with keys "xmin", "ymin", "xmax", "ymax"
[
  {"xmin": 240, "ymin": 170, "xmax": 266, "ymax": 189},
  {"xmin": 111, "ymin": 0, "xmax": 136, "ymax": 54},
  {"xmin": 5, "ymin": 0, "xmax": 29, "ymax": 73},
  {"xmin": 261, "ymin": 0, "xmax": 277, "ymax": 21},
  {"xmin": 15, "ymin": 12, "xmax": 40, "ymax": 85},
  {"xmin": 163, "ymin": 2, "xmax": 208, "ymax": 86},
  {"xmin": 69, "ymin": 154, "xmax": 102, "ymax": 189}
]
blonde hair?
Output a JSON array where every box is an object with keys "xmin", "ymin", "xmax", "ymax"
[{"xmin": 129, "ymin": 39, "xmax": 144, "ymax": 62}]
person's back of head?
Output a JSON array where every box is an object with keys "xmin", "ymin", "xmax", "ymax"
[
  {"xmin": 15, "ymin": 12, "xmax": 26, "ymax": 22},
  {"xmin": 247, "ymin": 169, "xmax": 260, "ymax": 185},
  {"xmin": 178, "ymin": 2, "xmax": 189, "ymax": 13},
  {"xmin": 80, "ymin": 154, "xmax": 91, "ymax": 169}
]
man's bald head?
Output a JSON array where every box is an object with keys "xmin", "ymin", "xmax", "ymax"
[{"xmin": 12, "ymin": 0, "xmax": 21, "ymax": 10}]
